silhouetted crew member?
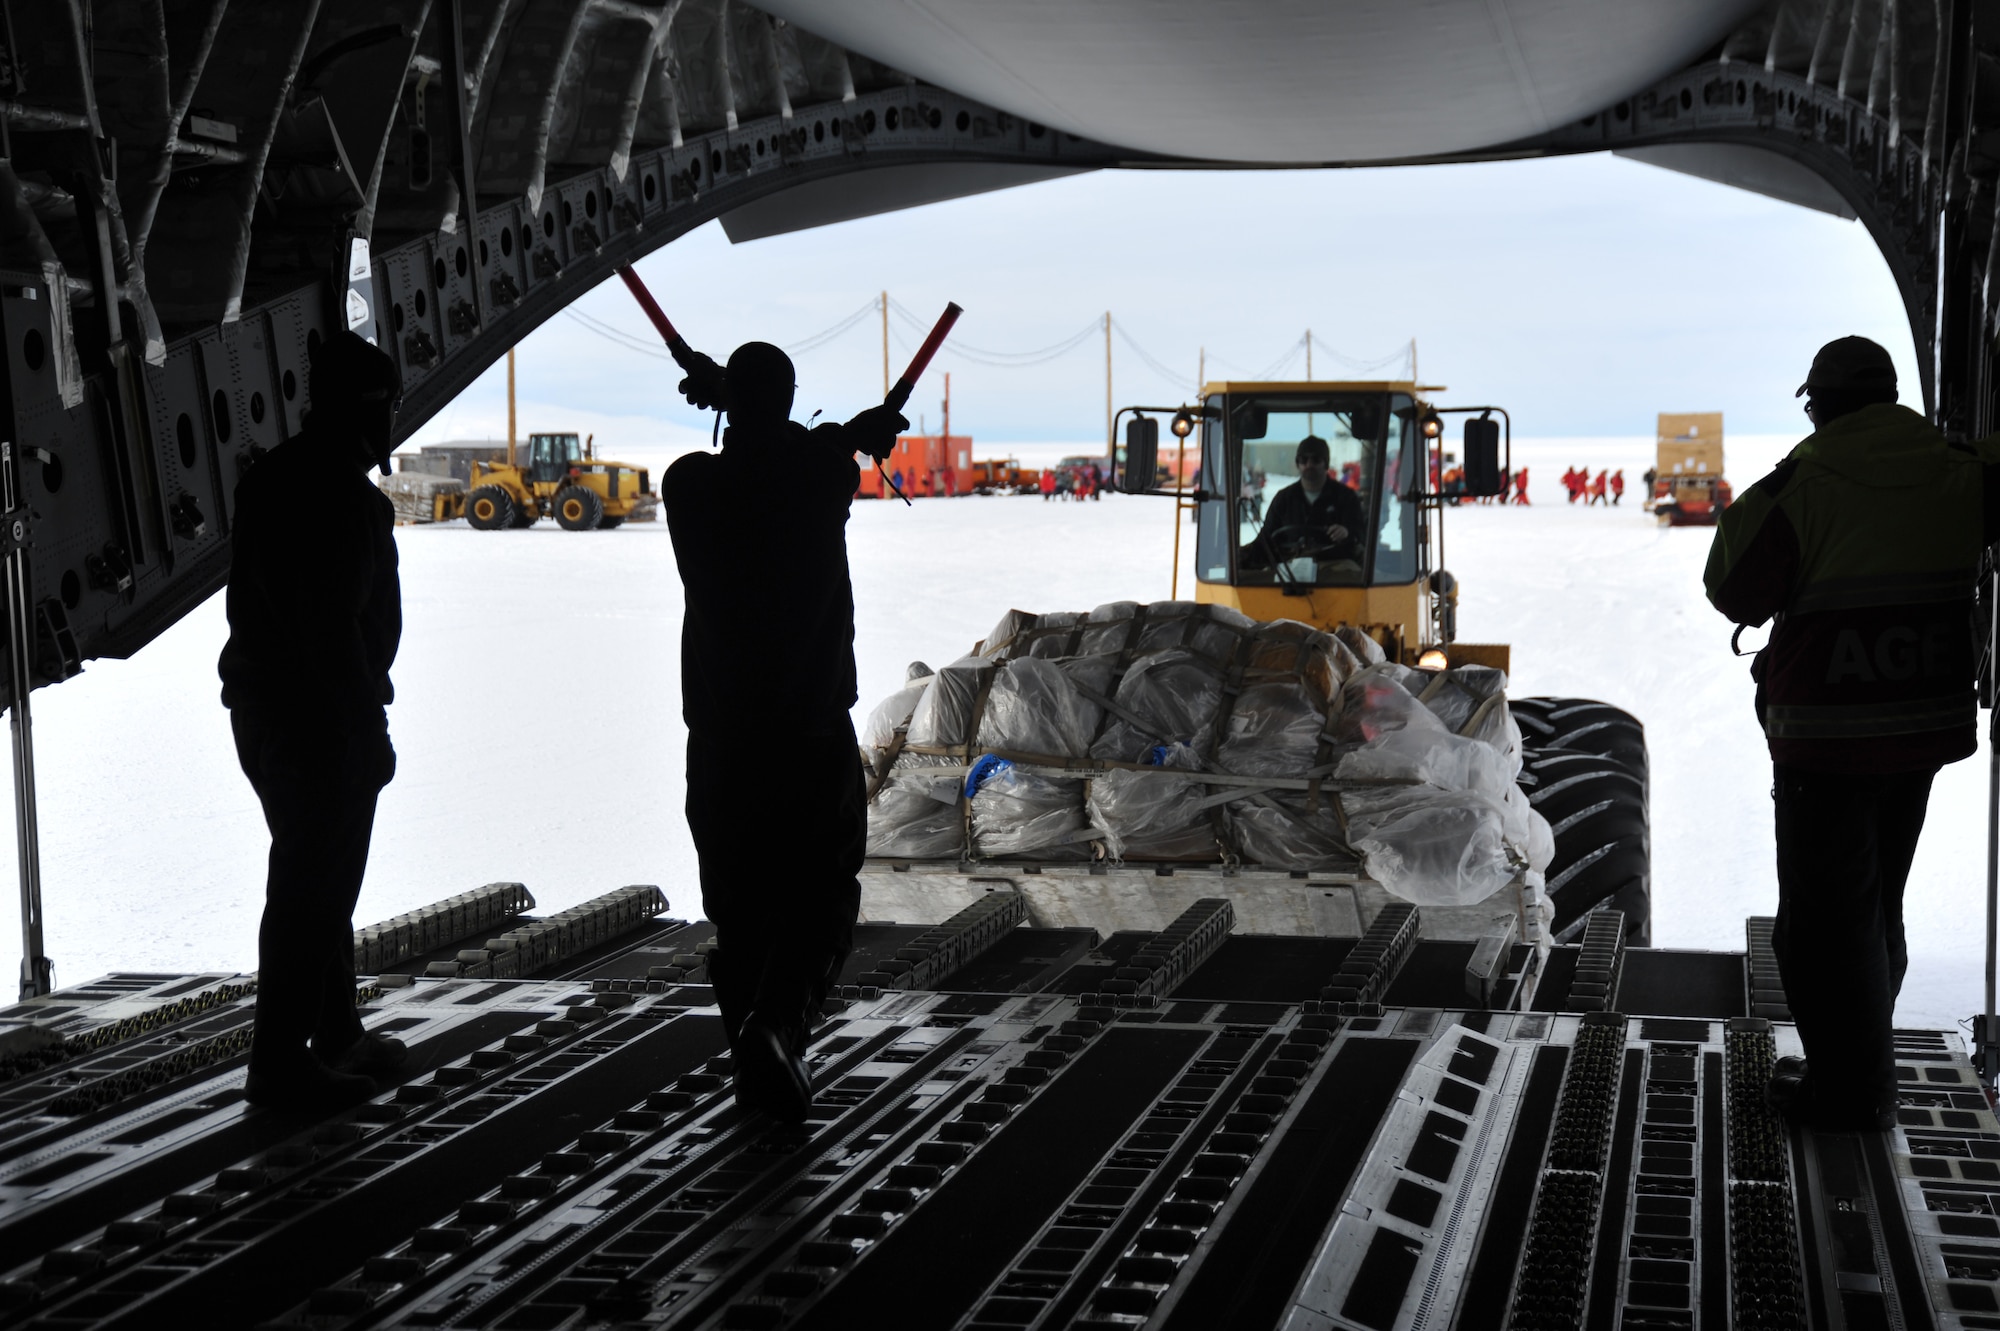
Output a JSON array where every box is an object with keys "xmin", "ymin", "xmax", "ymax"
[
  {"xmin": 1241, "ymin": 435, "xmax": 1365, "ymax": 570},
  {"xmin": 1706, "ymin": 335, "xmax": 1999, "ymax": 1131},
  {"xmin": 666, "ymin": 342, "xmax": 904, "ymax": 1122},
  {"xmin": 219, "ymin": 330, "xmax": 407, "ymax": 1112}
]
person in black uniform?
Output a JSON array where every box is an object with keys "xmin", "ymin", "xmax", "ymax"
[
  {"xmin": 665, "ymin": 342, "xmax": 903, "ymax": 1122},
  {"xmin": 219, "ymin": 329, "xmax": 407, "ymax": 1112},
  {"xmin": 1241, "ymin": 434, "xmax": 1366, "ymax": 571}
]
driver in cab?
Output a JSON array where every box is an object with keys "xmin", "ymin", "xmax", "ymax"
[{"xmin": 1241, "ymin": 434, "xmax": 1364, "ymax": 571}]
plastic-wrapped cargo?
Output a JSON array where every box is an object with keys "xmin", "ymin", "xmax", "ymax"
[
  {"xmin": 1340, "ymin": 785, "xmax": 1517, "ymax": 906},
  {"xmin": 1089, "ymin": 650, "xmax": 1225, "ymax": 765},
  {"xmin": 861, "ymin": 662, "xmax": 934, "ymax": 751},
  {"xmin": 907, "ymin": 656, "xmax": 995, "ymax": 749},
  {"xmin": 1335, "ymin": 624, "xmax": 1387, "ymax": 667},
  {"xmin": 975, "ymin": 656, "xmax": 1112, "ymax": 758},
  {"xmin": 866, "ymin": 757, "xmax": 965, "ymax": 858},
  {"xmin": 967, "ymin": 757, "xmax": 1090, "ymax": 857},
  {"xmin": 1086, "ymin": 741, "xmax": 1216, "ymax": 860},
  {"xmin": 855, "ymin": 598, "xmax": 1549, "ymax": 903},
  {"xmin": 1216, "ymin": 681, "xmax": 1327, "ymax": 777},
  {"xmin": 1232, "ymin": 793, "xmax": 1352, "ymax": 870}
]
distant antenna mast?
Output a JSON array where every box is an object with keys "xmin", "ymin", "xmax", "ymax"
[
  {"xmin": 506, "ymin": 346, "xmax": 517, "ymax": 468},
  {"xmin": 1305, "ymin": 329, "xmax": 1312, "ymax": 381},
  {"xmin": 1198, "ymin": 346, "xmax": 1205, "ymax": 392},
  {"xmin": 881, "ymin": 290, "xmax": 889, "ymax": 398},
  {"xmin": 1410, "ymin": 337, "xmax": 1418, "ymax": 384},
  {"xmin": 1104, "ymin": 311, "xmax": 1113, "ymax": 452}
]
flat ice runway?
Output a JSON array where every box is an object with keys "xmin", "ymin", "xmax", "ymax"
[{"xmin": 3, "ymin": 436, "xmax": 1985, "ymax": 1035}]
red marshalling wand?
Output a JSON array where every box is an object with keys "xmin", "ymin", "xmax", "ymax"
[
  {"xmin": 612, "ymin": 266, "xmax": 962, "ymax": 502},
  {"xmin": 886, "ymin": 302, "xmax": 963, "ymax": 411}
]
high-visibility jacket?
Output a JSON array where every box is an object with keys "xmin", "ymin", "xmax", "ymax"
[{"xmin": 1704, "ymin": 403, "xmax": 1997, "ymax": 772}]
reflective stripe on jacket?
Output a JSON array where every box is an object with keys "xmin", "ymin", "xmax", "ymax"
[{"xmin": 1703, "ymin": 403, "xmax": 1989, "ymax": 773}]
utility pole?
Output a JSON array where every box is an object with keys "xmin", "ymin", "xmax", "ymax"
[
  {"xmin": 1104, "ymin": 311, "xmax": 1113, "ymax": 453},
  {"xmin": 1198, "ymin": 346, "xmax": 1205, "ymax": 394},
  {"xmin": 1410, "ymin": 337, "xmax": 1418, "ymax": 384},
  {"xmin": 506, "ymin": 346, "xmax": 517, "ymax": 468},
  {"xmin": 1305, "ymin": 329, "xmax": 1312, "ymax": 381},
  {"xmin": 881, "ymin": 291, "xmax": 890, "ymax": 398}
]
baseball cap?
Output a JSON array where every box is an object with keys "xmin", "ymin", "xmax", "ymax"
[{"xmin": 1796, "ymin": 336, "xmax": 1896, "ymax": 398}]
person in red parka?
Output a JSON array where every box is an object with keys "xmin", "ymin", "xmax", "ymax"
[
  {"xmin": 1514, "ymin": 466, "xmax": 1530, "ymax": 505},
  {"xmin": 1609, "ymin": 469, "xmax": 1625, "ymax": 505},
  {"xmin": 1589, "ymin": 469, "xmax": 1609, "ymax": 505}
]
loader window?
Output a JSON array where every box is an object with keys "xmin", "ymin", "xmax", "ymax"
[{"xmin": 1225, "ymin": 394, "xmax": 1414, "ymax": 587}]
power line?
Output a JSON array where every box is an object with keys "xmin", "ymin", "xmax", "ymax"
[
  {"xmin": 1112, "ymin": 321, "xmax": 1196, "ymax": 394},
  {"xmin": 886, "ymin": 296, "xmax": 1102, "ymax": 367},
  {"xmin": 563, "ymin": 308, "xmax": 676, "ymax": 360},
  {"xmin": 562, "ymin": 292, "xmax": 1414, "ymax": 391},
  {"xmin": 784, "ymin": 298, "xmax": 881, "ymax": 356},
  {"xmin": 1306, "ymin": 331, "xmax": 1411, "ymax": 376},
  {"xmin": 1256, "ymin": 334, "xmax": 1307, "ymax": 380}
]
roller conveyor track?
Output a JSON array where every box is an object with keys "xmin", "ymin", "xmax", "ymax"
[{"xmin": 3, "ymin": 897, "xmax": 1998, "ymax": 1329}]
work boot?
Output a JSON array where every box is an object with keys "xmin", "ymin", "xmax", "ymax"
[
  {"xmin": 318, "ymin": 1032, "xmax": 409, "ymax": 1079},
  {"xmin": 1765, "ymin": 1055, "xmax": 1809, "ymax": 1119},
  {"xmin": 1766, "ymin": 1055, "xmax": 1896, "ymax": 1132},
  {"xmin": 732, "ymin": 1018, "xmax": 811, "ymax": 1124},
  {"xmin": 245, "ymin": 1056, "xmax": 377, "ymax": 1114}
]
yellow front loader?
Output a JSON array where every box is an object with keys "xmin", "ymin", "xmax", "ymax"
[{"xmin": 447, "ymin": 432, "xmax": 656, "ymax": 530}]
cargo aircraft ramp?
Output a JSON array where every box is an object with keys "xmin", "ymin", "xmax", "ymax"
[{"xmin": 0, "ymin": 885, "xmax": 1992, "ymax": 1330}]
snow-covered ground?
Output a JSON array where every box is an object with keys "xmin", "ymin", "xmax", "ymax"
[{"xmin": 3, "ymin": 433, "xmax": 1988, "ymax": 1036}]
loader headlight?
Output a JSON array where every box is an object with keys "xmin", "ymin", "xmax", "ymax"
[{"xmin": 1418, "ymin": 649, "xmax": 1448, "ymax": 670}]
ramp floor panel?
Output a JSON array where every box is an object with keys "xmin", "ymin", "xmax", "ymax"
[{"xmin": 0, "ymin": 936, "xmax": 1990, "ymax": 1328}]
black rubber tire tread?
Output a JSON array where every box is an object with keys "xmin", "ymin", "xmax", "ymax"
[
  {"xmin": 1555, "ymin": 876, "xmax": 1652, "ymax": 948},
  {"xmin": 465, "ymin": 485, "xmax": 514, "ymax": 531},
  {"xmin": 1545, "ymin": 841, "xmax": 1650, "ymax": 943},
  {"xmin": 1513, "ymin": 697, "xmax": 1647, "ymax": 781},
  {"xmin": 556, "ymin": 486, "xmax": 604, "ymax": 531},
  {"xmin": 598, "ymin": 515, "xmax": 624, "ymax": 529},
  {"xmin": 1519, "ymin": 733, "xmax": 1650, "ymax": 946},
  {"xmin": 509, "ymin": 497, "xmax": 538, "ymax": 527}
]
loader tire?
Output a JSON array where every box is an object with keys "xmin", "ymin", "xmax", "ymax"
[
  {"xmin": 509, "ymin": 498, "xmax": 538, "ymax": 527},
  {"xmin": 466, "ymin": 485, "xmax": 514, "ymax": 531},
  {"xmin": 1512, "ymin": 696, "xmax": 1648, "ymax": 784},
  {"xmin": 597, "ymin": 515, "xmax": 624, "ymax": 529},
  {"xmin": 1515, "ymin": 706, "xmax": 1651, "ymax": 946},
  {"xmin": 556, "ymin": 487, "xmax": 604, "ymax": 531}
]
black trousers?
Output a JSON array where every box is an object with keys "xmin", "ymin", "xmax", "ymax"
[
  {"xmin": 1771, "ymin": 762, "xmax": 1935, "ymax": 1117},
  {"xmin": 685, "ymin": 723, "xmax": 865, "ymax": 1049},
  {"xmin": 233, "ymin": 710, "xmax": 394, "ymax": 1074}
]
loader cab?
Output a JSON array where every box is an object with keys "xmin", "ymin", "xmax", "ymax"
[
  {"xmin": 527, "ymin": 432, "xmax": 584, "ymax": 485},
  {"xmin": 1186, "ymin": 383, "xmax": 1429, "ymax": 652}
]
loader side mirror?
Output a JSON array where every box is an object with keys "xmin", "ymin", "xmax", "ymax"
[
  {"xmin": 1120, "ymin": 416, "xmax": 1159, "ymax": 494},
  {"xmin": 1462, "ymin": 417, "xmax": 1504, "ymax": 496}
]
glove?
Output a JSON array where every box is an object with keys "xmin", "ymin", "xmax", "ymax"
[
  {"xmin": 675, "ymin": 349, "xmax": 727, "ymax": 411},
  {"xmin": 845, "ymin": 403, "xmax": 909, "ymax": 462}
]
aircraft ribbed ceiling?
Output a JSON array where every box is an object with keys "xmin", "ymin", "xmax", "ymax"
[{"xmin": 757, "ymin": 0, "xmax": 1768, "ymax": 162}]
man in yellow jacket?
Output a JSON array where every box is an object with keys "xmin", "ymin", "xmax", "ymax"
[{"xmin": 1706, "ymin": 336, "xmax": 1996, "ymax": 1130}]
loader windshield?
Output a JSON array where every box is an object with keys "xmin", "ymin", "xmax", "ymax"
[{"xmin": 1196, "ymin": 392, "xmax": 1416, "ymax": 587}]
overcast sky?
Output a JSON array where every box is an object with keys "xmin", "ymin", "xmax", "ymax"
[{"xmin": 408, "ymin": 151, "xmax": 1916, "ymax": 452}]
